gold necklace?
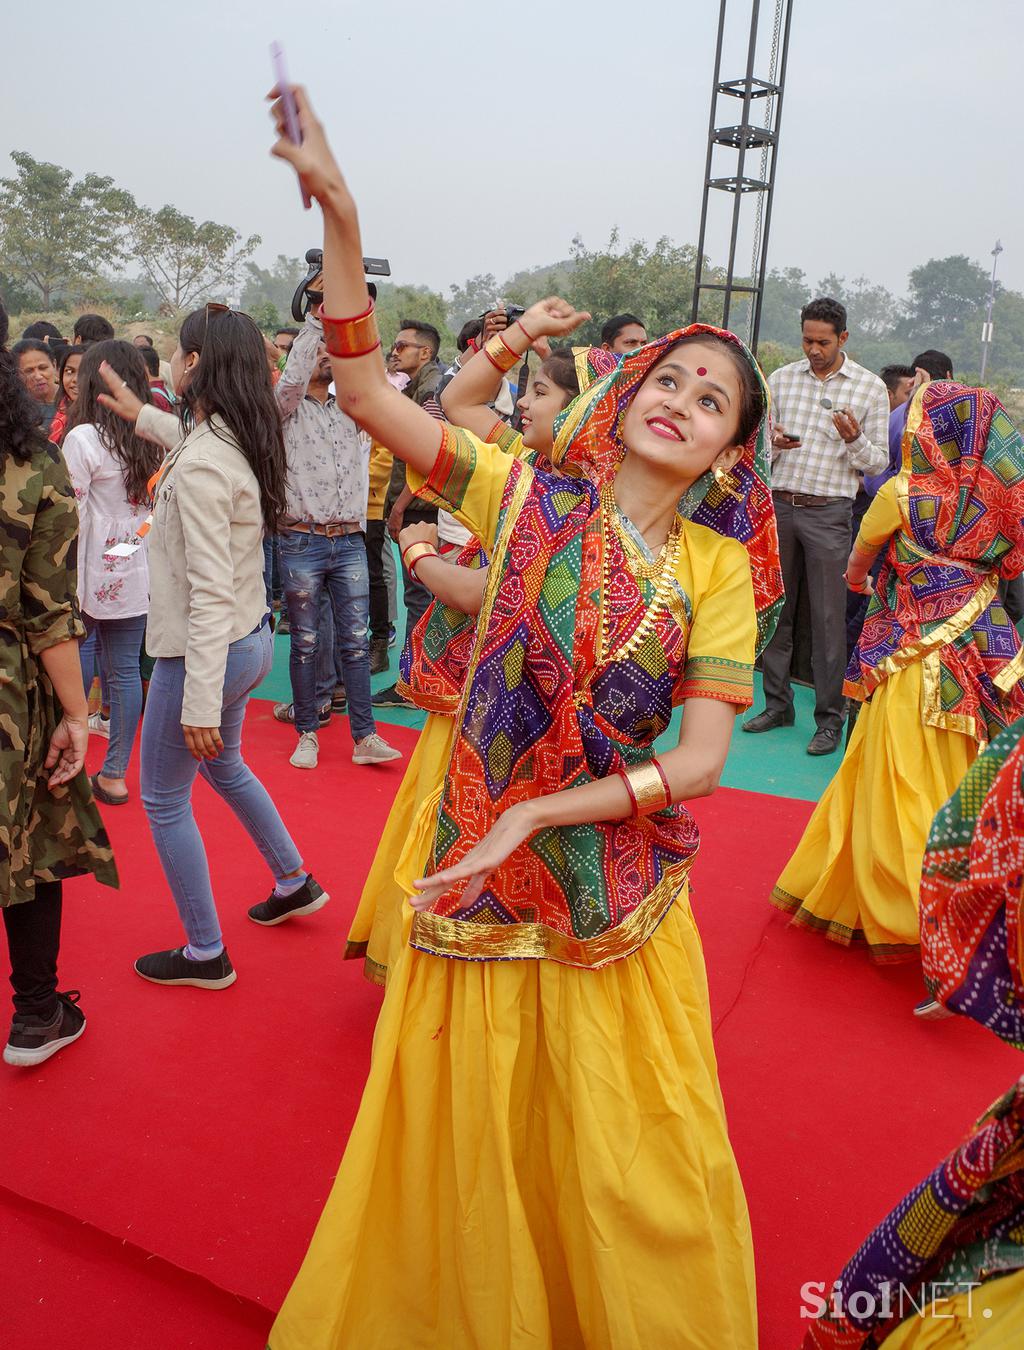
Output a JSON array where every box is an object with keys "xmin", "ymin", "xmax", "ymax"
[{"xmin": 598, "ymin": 483, "xmax": 683, "ymax": 665}]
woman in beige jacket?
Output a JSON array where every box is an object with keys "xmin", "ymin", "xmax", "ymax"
[{"xmin": 99, "ymin": 307, "xmax": 327, "ymax": 988}]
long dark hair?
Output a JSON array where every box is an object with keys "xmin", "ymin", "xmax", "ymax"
[
  {"xmin": 66, "ymin": 340, "xmax": 162, "ymax": 505},
  {"xmin": 178, "ymin": 308, "xmax": 286, "ymax": 533},
  {"xmin": 0, "ymin": 296, "xmax": 47, "ymax": 465}
]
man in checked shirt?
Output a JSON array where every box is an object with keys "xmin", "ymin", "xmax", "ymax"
[{"xmin": 744, "ymin": 297, "xmax": 889, "ymax": 755}]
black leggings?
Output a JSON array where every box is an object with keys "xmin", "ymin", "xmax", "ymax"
[{"xmin": 3, "ymin": 880, "xmax": 62, "ymax": 1019}]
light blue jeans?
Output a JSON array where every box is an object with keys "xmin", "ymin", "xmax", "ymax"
[
  {"xmin": 140, "ymin": 622, "xmax": 303, "ymax": 948},
  {"xmin": 80, "ymin": 613, "xmax": 147, "ymax": 778}
]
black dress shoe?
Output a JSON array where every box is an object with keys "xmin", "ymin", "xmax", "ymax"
[
  {"xmin": 742, "ymin": 708, "xmax": 796, "ymax": 734},
  {"xmin": 807, "ymin": 728, "xmax": 841, "ymax": 756}
]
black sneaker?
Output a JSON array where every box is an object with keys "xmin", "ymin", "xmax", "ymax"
[
  {"xmin": 248, "ymin": 876, "xmax": 330, "ymax": 926},
  {"xmin": 371, "ymin": 683, "xmax": 415, "ymax": 710},
  {"xmin": 4, "ymin": 991, "xmax": 86, "ymax": 1067},
  {"xmin": 134, "ymin": 946, "xmax": 236, "ymax": 989},
  {"xmin": 331, "ymin": 687, "xmax": 347, "ymax": 713}
]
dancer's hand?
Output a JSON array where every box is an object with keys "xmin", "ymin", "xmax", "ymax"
[
  {"xmin": 45, "ymin": 715, "xmax": 88, "ymax": 787},
  {"xmin": 268, "ymin": 85, "xmax": 346, "ymax": 207},
  {"xmin": 843, "ymin": 570, "xmax": 874, "ymax": 596},
  {"xmin": 183, "ymin": 725, "xmax": 224, "ymax": 761},
  {"xmin": 410, "ymin": 802, "xmax": 537, "ymax": 912},
  {"xmin": 520, "ymin": 298, "xmax": 591, "ymax": 343},
  {"xmin": 398, "ymin": 521, "xmax": 439, "ymax": 552},
  {"xmin": 97, "ymin": 361, "xmax": 145, "ymax": 423}
]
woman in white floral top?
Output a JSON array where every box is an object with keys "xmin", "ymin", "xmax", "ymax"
[{"xmin": 63, "ymin": 341, "xmax": 162, "ymax": 805}]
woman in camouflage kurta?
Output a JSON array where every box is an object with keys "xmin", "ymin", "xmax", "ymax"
[{"xmin": 0, "ymin": 298, "xmax": 117, "ymax": 1068}]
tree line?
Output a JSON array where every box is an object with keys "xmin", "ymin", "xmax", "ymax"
[{"xmin": 2, "ymin": 151, "xmax": 1020, "ymax": 391}]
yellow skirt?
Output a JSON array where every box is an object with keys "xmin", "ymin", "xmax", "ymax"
[
  {"xmin": 344, "ymin": 714, "xmax": 455, "ymax": 984},
  {"xmin": 881, "ymin": 1267, "xmax": 1024, "ymax": 1347},
  {"xmin": 270, "ymin": 890, "xmax": 757, "ymax": 1350},
  {"xmin": 771, "ymin": 661, "xmax": 975, "ymax": 960}
]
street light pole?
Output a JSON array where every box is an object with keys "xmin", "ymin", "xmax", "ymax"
[{"xmin": 979, "ymin": 239, "xmax": 1003, "ymax": 383}]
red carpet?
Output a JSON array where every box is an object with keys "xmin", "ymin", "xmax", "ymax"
[{"xmin": 1, "ymin": 705, "xmax": 1018, "ymax": 1349}]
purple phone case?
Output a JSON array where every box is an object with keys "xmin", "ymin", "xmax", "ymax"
[{"xmin": 271, "ymin": 42, "xmax": 311, "ymax": 208}]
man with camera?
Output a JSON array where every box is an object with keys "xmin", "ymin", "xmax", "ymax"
[
  {"xmin": 274, "ymin": 279, "xmax": 401, "ymax": 771},
  {"xmin": 372, "ymin": 319, "xmax": 445, "ymax": 711}
]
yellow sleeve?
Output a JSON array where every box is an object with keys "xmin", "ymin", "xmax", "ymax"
[
  {"xmin": 366, "ymin": 441, "xmax": 393, "ymax": 521},
  {"xmin": 856, "ymin": 477, "xmax": 901, "ymax": 550},
  {"xmin": 406, "ymin": 425, "xmax": 519, "ymax": 552},
  {"xmin": 679, "ymin": 533, "xmax": 757, "ymax": 709}
]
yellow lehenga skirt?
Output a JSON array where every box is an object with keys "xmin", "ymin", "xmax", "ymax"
[
  {"xmin": 881, "ymin": 1268, "xmax": 1024, "ymax": 1347},
  {"xmin": 271, "ymin": 883, "xmax": 757, "ymax": 1350},
  {"xmin": 344, "ymin": 713, "xmax": 456, "ymax": 984},
  {"xmin": 771, "ymin": 660, "xmax": 975, "ymax": 960}
]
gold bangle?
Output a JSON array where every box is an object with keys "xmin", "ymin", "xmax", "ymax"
[
  {"xmin": 402, "ymin": 542, "xmax": 439, "ymax": 579},
  {"xmin": 620, "ymin": 761, "xmax": 671, "ymax": 816},
  {"xmin": 321, "ymin": 300, "xmax": 381, "ymax": 359},
  {"xmin": 483, "ymin": 333, "xmax": 520, "ymax": 374}
]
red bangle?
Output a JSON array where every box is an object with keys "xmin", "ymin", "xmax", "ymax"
[
  {"xmin": 516, "ymin": 318, "xmax": 539, "ymax": 344},
  {"xmin": 483, "ymin": 346, "xmax": 506, "ymax": 372},
  {"xmin": 321, "ymin": 298, "xmax": 381, "ymax": 359},
  {"xmin": 498, "ymin": 330, "xmax": 520, "ymax": 358}
]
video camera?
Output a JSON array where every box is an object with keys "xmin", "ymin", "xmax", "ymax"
[
  {"xmin": 291, "ymin": 249, "xmax": 392, "ymax": 323},
  {"xmin": 480, "ymin": 302, "xmax": 526, "ymax": 328}
]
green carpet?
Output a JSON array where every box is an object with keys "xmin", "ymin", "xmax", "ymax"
[{"xmin": 254, "ymin": 626, "xmax": 839, "ymax": 804}]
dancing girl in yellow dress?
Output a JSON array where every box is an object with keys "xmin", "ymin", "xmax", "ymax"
[
  {"xmin": 267, "ymin": 85, "xmax": 784, "ymax": 1349},
  {"xmin": 773, "ymin": 382, "xmax": 1024, "ymax": 960}
]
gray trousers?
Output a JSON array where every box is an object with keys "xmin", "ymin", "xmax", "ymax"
[{"xmin": 761, "ymin": 496, "xmax": 853, "ymax": 733}]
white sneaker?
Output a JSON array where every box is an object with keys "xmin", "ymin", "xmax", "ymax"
[
  {"xmin": 88, "ymin": 711, "xmax": 110, "ymax": 738},
  {"xmin": 290, "ymin": 731, "xmax": 319, "ymax": 769},
  {"xmin": 352, "ymin": 733, "xmax": 402, "ymax": 766}
]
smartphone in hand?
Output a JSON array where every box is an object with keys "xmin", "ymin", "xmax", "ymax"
[
  {"xmin": 271, "ymin": 42, "xmax": 311, "ymax": 209},
  {"xmin": 776, "ymin": 427, "xmax": 802, "ymax": 447}
]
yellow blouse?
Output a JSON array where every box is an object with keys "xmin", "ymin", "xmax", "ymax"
[{"xmin": 409, "ymin": 429, "xmax": 757, "ymax": 709}]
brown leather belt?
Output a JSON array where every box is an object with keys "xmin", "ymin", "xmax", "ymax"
[
  {"xmin": 282, "ymin": 521, "xmax": 361, "ymax": 537},
  {"xmin": 773, "ymin": 490, "xmax": 850, "ymax": 508}
]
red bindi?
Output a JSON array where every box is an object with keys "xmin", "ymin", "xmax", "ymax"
[{"xmin": 696, "ymin": 366, "xmax": 707, "ymax": 377}]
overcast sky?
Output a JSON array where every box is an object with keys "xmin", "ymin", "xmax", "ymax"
[{"xmin": 4, "ymin": 0, "xmax": 1021, "ymax": 312}]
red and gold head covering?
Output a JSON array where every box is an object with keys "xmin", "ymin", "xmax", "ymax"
[{"xmin": 551, "ymin": 324, "xmax": 782, "ymax": 655}]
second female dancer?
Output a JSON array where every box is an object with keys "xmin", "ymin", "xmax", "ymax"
[{"xmin": 268, "ymin": 85, "xmax": 783, "ymax": 1349}]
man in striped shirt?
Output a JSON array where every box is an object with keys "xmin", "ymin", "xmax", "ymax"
[{"xmin": 745, "ymin": 297, "xmax": 889, "ymax": 755}]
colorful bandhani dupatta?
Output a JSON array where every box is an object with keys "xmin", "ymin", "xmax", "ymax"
[
  {"xmin": 803, "ymin": 1078, "xmax": 1024, "ymax": 1349},
  {"xmin": 805, "ymin": 717, "xmax": 1024, "ymax": 1347},
  {"xmin": 408, "ymin": 326, "xmax": 782, "ymax": 968},
  {"xmin": 398, "ymin": 346, "xmax": 623, "ymax": 715},
  {"xmin": 846, "ymin": 383, "xmax": 1024, "ymax": 743},
  {"xmin": 920, "ymin": 715, "xmax": 1024, "ymax": 1047}
]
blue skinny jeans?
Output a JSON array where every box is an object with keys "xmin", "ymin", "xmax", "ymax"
[
  {"xmin": 140, "ymin": 623, "xmax": 303, "ymax": 948},
  {"xmin": 80, "ymin": 613, "xmax": 147, "ymax": 778}
]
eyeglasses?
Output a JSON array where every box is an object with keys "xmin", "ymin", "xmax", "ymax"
[{"xmin": 390, "ymin": 340, "xmax": 425, "ymax": 354}]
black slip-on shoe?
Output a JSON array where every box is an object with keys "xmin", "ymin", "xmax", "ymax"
[
  {"xmin": 742, "ymin": 708, "xmax": 796, "ymax": 734},
  {"xmin": 807, "ymin": 728, "xmax": 841, "ymax": 756},
  {"xmin": 4, "ymin": 991, "xmax": 86, "ymax": 1067},
  {"xmin": 248, "ymin": 876, "xmax": 330, "ymax": 927},
  {"xmin": 134, "ymin": 946, "xmax": 236, "ymax": 989}
]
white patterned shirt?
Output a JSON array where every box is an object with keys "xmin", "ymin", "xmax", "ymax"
[
  {"xmin": 768, "ymin": 354, "xmax": 889, "ymax": 498},
  {"xmin": 276, "ymin": 314, "xmax": 370, "ymax": 528}
]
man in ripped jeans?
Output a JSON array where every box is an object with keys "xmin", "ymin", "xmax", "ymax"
[{"xmin": 275, "ymin": 303, "xmax": 401, "ymax": 771}]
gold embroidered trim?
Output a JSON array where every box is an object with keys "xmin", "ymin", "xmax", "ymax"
[
  {"xmin": 410, "ymin": 856, "xmax": 695, "ymax": 969},
  {"xmin": 846, "ymin": 571, "xmax": 999, "ymax": 713}
]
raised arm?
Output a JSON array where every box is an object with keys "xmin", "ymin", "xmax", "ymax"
[
  {"xmin": 269, "ymin": 88, "xmax": 587, "ymax": 469},
  {"xmin": 440, "ymin": 306, "xmax": 559, "ymax": 439}
]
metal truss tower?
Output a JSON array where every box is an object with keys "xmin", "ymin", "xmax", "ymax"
[{"xmin": 690, "ymin": 0, "xmax": 795, "ymax": 352}]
